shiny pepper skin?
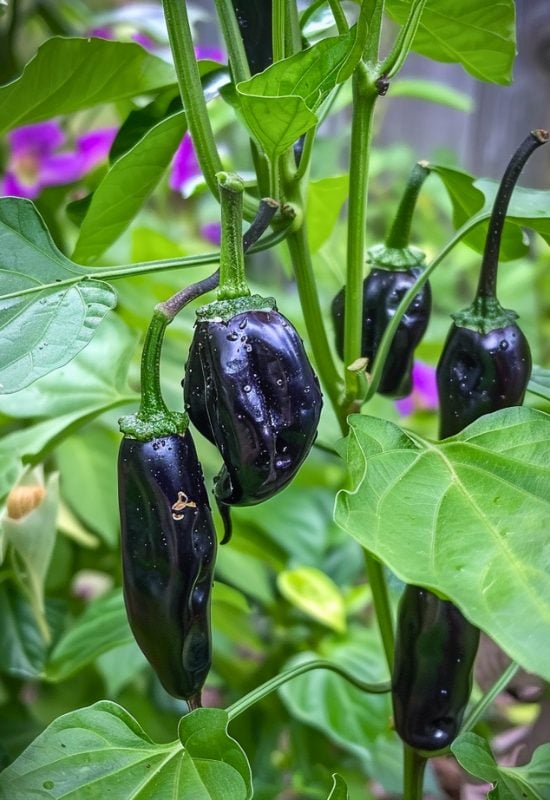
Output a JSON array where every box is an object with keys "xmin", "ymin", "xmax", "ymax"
[
  {"xmin": 436, "ymin": 322, "xmax": 532, "ymax": 439},
  {"xmin": 331, "ymin": 267, "xmax": 431, "ymax": 397},
  {"xmin": 230, "ymin": 0, "xmax": 272, "ymax": 74},
  {"xmin": 392, "ymin": 585, "xmax": 480, "ymax": 751},
  {"xmin": 184, "ymin": 307, "xmax": 322, "ymax": 506},
  {"xmin": 118, "ymin": 432, "xmax": 216, "ymax": 702}
]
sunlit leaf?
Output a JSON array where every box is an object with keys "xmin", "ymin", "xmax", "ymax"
[{"xmin": 277, "ymin": 566, "xmax": 347, "ymax": 632}]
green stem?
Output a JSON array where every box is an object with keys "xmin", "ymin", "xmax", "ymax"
[
  {"xmin": 364, "ymin": 0, "xmax": 385, "ymax": 63},
  {"xmin": 162, "ymin": 0, "xmax": 222, "ymax": 198},
  {"xmin": 343, "ymin": 71, "xmax": 378, "ymax": 402},
  {"xmin": 0, "ymin": 227, "xmax": 289, "ymax": 304},
  {"xmin": 380, "ymin": 0, "xmax": 428, "ymax": 79},
  {"xmin": 364, "ymin": 210, "xmax": 489, "ymax": 401},
  {"xmin": 273, "ymin": 0, "xmax": 286, "ymax": 61},
  {"xmin": 292, "ymin": 125, "xmax": 317, "ymax": 184},
  {"xmin": 365, "ymin": 554, "xmax": 394, "ymax": 669},
  {"xmin": 327, "ymin": 0, "xmax": 349, "ymax": 33},
  {"xmin": 385, "ymin": 161, "xmax": 431, "ymax": 249},
  {"xmin": 216, "ymin": 172, "xmax": 250, "ymax": 300},
  {"xmin": 226, "ymin": 659, "xmax": 391, "ymax": 721},
  {"xmin": 460, "ymin": 661, "xmax": 520, "ymax": 734},
  {"xmin": 403, "ymin": 746, "xmax": 427, "ymax": 800},
  {"xmin": 213, "ymin": 0, "xmax": 251, "ymax": 83},
  {"xmin": 138, "ymin": 310, "xmax": 171, "ymax": 421},
  {"xmin": 286, "ymin": 222, "xmax": 344, "ymax": 427},
  {"xmin": 285, "ymin": 0, "xmax": 302, "ymax": 56}
]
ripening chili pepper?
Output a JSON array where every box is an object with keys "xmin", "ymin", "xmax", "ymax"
[
  {"xmin": 183, "ymin": 174, "xmax": 322, "ymax": 538},
  {"xmin": 391, "ymin": 585, "xmax": 480, "ymax": 751},
  {"xmin": 331, "ymin": 161, "xmax": 431, "ymax": 398},
  {"xmin": 437, "ymin": 129, "xmax": 548, "ymax": 438},
  {"xmin": 118, "ymin": 312, "xmax": 217, "ymax": 708}
]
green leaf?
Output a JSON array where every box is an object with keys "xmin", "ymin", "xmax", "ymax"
[
  {"xmin": 431, "ymin": 164, "xmax": 550, "ymax": 259},
  {"xmin": 390, "ymin": 78, "xmax": 473, "ymax": 111},
  {"xmin": 56, "ymin": 424, "xmax": 121, "ymax": 547},
  {"xmin": 452, "ymin": 733, "xmax": 550, "ymax": 799},
  {"xmin": 72, "ymin": 111, "xmax": 187, "ymax": 263},
  {"xmin": 277, "ymin": 566, "xmax": 347, "ymax": 633},
  {"xmin": 0, "ymin": 199, "xmax": 117, "ymax": 393},
  {"xmin": 279, "ymin": 627, "xmax": 391, "ymax": 767},
  {"xmin": 335, "ymin": 407, "xmax": 550, "ymax": 680},
  {"xmin": 327, "ymin": 774, "xmax": 349, "ymax": 799},
  {"xmin": 0, "ymin": 701, "xmax": 253, "ymax": 800},
  {"xmin": 96, "ymin": 641, "xmax": 147, "ymax": 697},
  {"xmin": 529, "ymin": 366, "xmax": 550, "ymax": 402},
  {"xmin": 236, "ymin": 29, "xmax": 360, "ymax": 159},
  {"xmin": 307, "ymin": 175, "xmax": 349, "ymax": 253},
  {"xmin": 0, "ymin": 314, "xmax": 137, "ymax": 419},
  {"xmin": 0, "ymin": 37, "xmax": 175, "ymax": 134},
  {"xmin": 385, "ymin": 0, "xmax": 516, "ymax": 85},
  {"xmin": 45, "ymin": 590, "xmax": 133, "ymax": 682},
  {"xmin": 178, "ymin": 709, "xmax": 252, "ymax": 799},
  {"xmin": 0, "ymin": 582, "xmax": 48, "ymax": 680}
]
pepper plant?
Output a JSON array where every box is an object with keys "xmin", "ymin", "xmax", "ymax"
[{"xmin": 0, "ymin": 1, "xmax": 550, "ymax": 798}]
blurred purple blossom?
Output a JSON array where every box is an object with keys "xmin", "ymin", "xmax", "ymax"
[
  {"xmin": 201, "ymin": 222, "xmax": 222, "ymax": 246},
  {"xmin": 1, "ymin": 121, "xmax": 116, "ymax": 199},
  {"xmin": 395, "ymin": 361, "xmax": 439, "ymax": 416}
]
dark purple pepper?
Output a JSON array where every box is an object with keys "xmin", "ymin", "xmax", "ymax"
[
  {"xmin": 184, "ymin": 301, "xmax": 322, "ymax": 507},
  {"xmin": 331, "ymin": 266, "xmax": 431, "ymax": 397},
  {"xmin": 118, "ymin": 432, "xmax": 216, "ymax": 704},
  {"xmin": 392, "ymin": 586, "xmax": 480, "ymax": 752}
]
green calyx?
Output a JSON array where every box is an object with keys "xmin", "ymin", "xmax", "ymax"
[
  {"xmin": 367, "ymin": 243, "xmax": 426, "ymax": 270},
  {"xmin": 196, "ymin": 293, "xmax": 277, "ymax": 322},
  {"xmin": 452, "ymin": 296, "xmax": 519, "ymax": 335},
  {"xmin": 119, "ymin": 410, "xmax": 188, "ymax": 441}
]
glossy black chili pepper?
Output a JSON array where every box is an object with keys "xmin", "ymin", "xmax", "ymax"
[
  {"xmin": 331, "ymin": 266, "xmax": 431, "ymax": 397},
  {"xmin": 230, "ymin": 0, "xmax": 272, "ymax": 74},
  {"xmin": 331, "ymin": 162, "xmax": 431, "ymax": 398},
  {"xmin": 184, "ymin": 298, "xmax": 323, "ymax": 508},
  {"xmin": 118, "ymin": 431, "xmax": 216, "ymax": 705},
  {"xmin": 391, "ymin": 585, "xmax": 480, "ymax": 751},
  {"xmin": 437, "ymin": 130, "xmax": 548, "ymax": 438}
]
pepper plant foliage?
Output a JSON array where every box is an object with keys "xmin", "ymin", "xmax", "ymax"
[{"xmin": 0, "ymin": 0, "xmax": 549, "ymax": 798}]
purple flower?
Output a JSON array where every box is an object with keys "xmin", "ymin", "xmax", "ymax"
[
  {"xmin": 1, "ymin": 121, "xmax": 117, "ymax": 199},
  {"xmin": 169, "ymin": 133, "xmax": 202, "ymax": 197},
  {"xmin": 395, "ymin": 361, "xmax": 439, "ymax": 416},
  {"xmin": 201, "ymin": 222, "xmax": 222, "ymax": 246}
]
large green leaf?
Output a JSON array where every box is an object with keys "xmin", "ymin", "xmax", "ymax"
[
  {"xmin": 452, "ymin": 733, "xmax": 550, "ymax": 799},
  {"xmin": 236, "ymin": 20, "xmax": 366, "ymax": 160},
  {"xmin": 45, "ymin": 590, "xmax": 132, "ymax": 682},
  {"xmin": 0, "ymin": 37, "xmax": 175, "ymax": 133},
  {"xmin": 0, "ymin": 199, "xmax": 116, "ymax": 393},
  {"xmin": 0, "ymin": 703, "xmax": 252, "ymax": 799},
  {"xmin": 385, "ymin": 0, "xmax": 516, "ymax": 85},
  {"xmin": 72, "ymin": 111, "xmax": 187, "ymax": 263},
  {"xmin": 279, "ymin": 627, "xmax": 391, "ymax": 767},
  {"xmin": 430, "ymin": 164, "xmax": 550, "ymax": 260},
  {"xmin": 0, "ymin": 314, "xmax": 137, "ymax": 419},
  {"xmin": 335, "ymin": 407, "xmax": 550, "ymax": 680}
]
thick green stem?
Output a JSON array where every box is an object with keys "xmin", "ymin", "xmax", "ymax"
[
  {"xmin": 343, "ymin": 71, "xmax": 378, "ymax": 401},
  {"xmin": 403, "ymin": 746, "xmax": 427, "ymax": 800},
  {"xmin": 226, "ymin": 659, "xmax": 390, "ymax": 721},
  {"xmin": 286, "ymin": 222, "xmax": 344, "ymax": 427},
  {"xmin": 385, "ymin": 161, "xmax": 431, "ymax": 249},
  {"xmin": 216, "ymin": 172, "xmax": 250, "ymax": 300},
  {"xmin": 137, "ymin": 310, "xmax": 171, "ymax": 421},
  {"xmin": 327, "ymin": 0, "xmax": 349, "ymax": 33},
  {"xmin": 285, "ymin": 0, "xmax": 301, "ymax": 56},
  {"xmin": 162, "ymin": 0, "xmax": 222, "ymax": 199},
  {"xmin": 365, "ymin": 554, "xmax": 394, "ymax": 669},
  {"xmin": 213, "ymin": 0, "xmax": 251, "ymax": 83},
  {"xmin": 477, "ymin": 129, "xmax": 548, "ymax": 300}
]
